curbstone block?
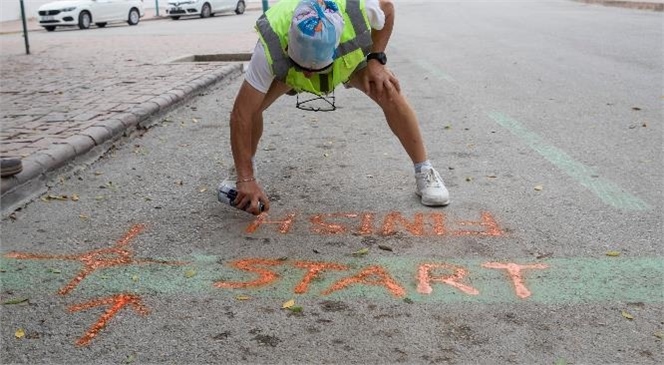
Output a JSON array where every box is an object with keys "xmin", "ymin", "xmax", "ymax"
[
  {"xmin": 42, "ymin": 143, "xmax": 76, "ymax": 170},
  {"xmin": 150, "ymin": 96, "xmax": 172, "ymax": 109},
  {"xmin": 28, "ymin": 152, "xmax": 57, "ymax": 171},
  {"xmin": 62, "ymin": 135, "xmax": 96, "ymax": 155},
  {"xmin": 81, "ymin": 126, "xmax": 112, "ymax": 145},
  {"xmin": 131, "ymin": 101, "xmax": 160, "ymax": 121},
  {"xmin": 115, "ymin": 113, "xmax": 140, "ymax": 128},
  {"xmin": 15, "ymin": 160, "xmax": 46, "ymax": 185},
  {"xmin": 101, "ymin": 118, "xmax": 128, "ymax": 137}
]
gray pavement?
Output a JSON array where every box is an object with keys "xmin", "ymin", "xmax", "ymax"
[{"xmin": 0, "ymin": 0, "xmax": 662, "ymax": 215}]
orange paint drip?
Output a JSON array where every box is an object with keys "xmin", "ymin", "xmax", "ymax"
[
  {"xmin": 482, "ymin": 262, "xmax": 549, "ymax": 298},
  {"xmin": 245, "ymin": 213, "xmax": 296, "ymax": 234},
  {"xmin": 293, "ymin": 261, "xmax": 348, "ymax": 294},
  {"xmin": 381, "ymin": 212, "xmax": 425, "ymax": 236},
  {"xmin": 430, "ymin": 213, "xmax": 447, "ymax": 236},
  {"xmin": 322, "ymin": 265, "xmax": 406, "ymax": 297},
  {"xmin": 5, "ymin": 224, "xmax": 184, "ymax": 296},
  {"xmin": 214, "ymin": 258, "xmax": 283, "ymax": 289},
  {"xmin": 69, "ymin": 294, "xmax": 148, "ymax": 346},
  {"xmin": 416, "ymin": 263, "xmax": 479, "ymax": 295},
  {"xmin": 452, "ymin": 212, "xmax": 503, "ymax": 236}
]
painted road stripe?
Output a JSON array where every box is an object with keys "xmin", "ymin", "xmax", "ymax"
[
  {"xmin": 488, "ymin": 112, "xmax": 650, "ymax": 211},
  {"xmin": 2, "ymin": 256, "xmax": 662, "ymax": 304},
  {"xmin": 410, "ymin": 56, "xmax": 650, "ymax": 211}
]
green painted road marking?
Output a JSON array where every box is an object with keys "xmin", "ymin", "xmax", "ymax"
[
  {"xmin": 488, "ymin": 112, "xmax": 650, "ymax": 211},
  {"xmin": 410, "ymin": 57, "xmax": 650, "ymax": 211},
  {"xmin": 414, "ymin": 59, "xmax": 458, "ymax": 84},
  {"xmin": 1, "ymin": 256, "xmax": 662, "ymax": 304}
]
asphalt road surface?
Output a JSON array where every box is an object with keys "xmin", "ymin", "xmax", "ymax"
[{"xmin": 1, "ymin": 1, "xmax": 662, "ymax": 364}]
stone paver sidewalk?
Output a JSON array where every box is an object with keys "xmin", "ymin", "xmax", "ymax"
[{"xmin": 0, "ymin": 10, "xmax": 261, "ymax": 215}]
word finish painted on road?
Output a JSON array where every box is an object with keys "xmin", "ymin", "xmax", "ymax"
[{"xmin": 244, "ymin": 211, "xmax": 504, "ymax": 237}]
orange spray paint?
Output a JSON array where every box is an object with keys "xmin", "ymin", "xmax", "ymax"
[
  {"xmin": 245, "ymin": 213, "xmax": 296, "ymax": 234},
  {"xmin": 214, "ymin": 258, "xmax": 283, "ymax": 289},
  {"xmin": 68, "ymin": 293, "xmax": 148, "ymax": 346},
  {"xmin": 322, "ymin": 265, "xmax": 406, "ymax": 297},
  {"xmin": 293, "ymin": 261, "xmax": 348, "ymax": 294},
  {"xmin": 482, "ymin": 262, "xmax": 549, "ymax": 298},
  {"xmin": 417, "ymin": 263, "xmax": 479, "ymax": 295}
]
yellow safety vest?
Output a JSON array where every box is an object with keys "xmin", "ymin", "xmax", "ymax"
[{"xmin": 256, "ymin": 0, "xmax": 373, "ymax": 95}]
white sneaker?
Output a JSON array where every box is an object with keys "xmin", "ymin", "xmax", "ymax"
[{"xmin": 415, "ymin": 167, "xmax": 450, "ymax": 206}]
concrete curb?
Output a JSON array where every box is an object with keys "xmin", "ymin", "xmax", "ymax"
[
  {"xmin": 573, "ymin": 0, "xmax": 664, "ymax": 10},
  {"xmin": 0, "ymin": 63, "xmax": 244, "ymax": 216}
]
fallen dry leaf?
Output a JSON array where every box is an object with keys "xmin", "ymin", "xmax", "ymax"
[
  {"xmin": 3, "ymin": 297, "xmax": 29, "ymax": 305},
  {"xmin": 79, "ymin": 214, "xmax": 89, "ymax": 220},
  {"xmin": 378, "ymin": 245, "xmax": 393, "ymax": 252},
  {"xmin": 282, "ymin": 299, "xmax": 295, "ymax": 309},
  {"xmin": 199, "ymin": 187, "xmax": 208, "ymax": 193},
  {"xmin": 71, "ymin": 194, "xmax": 79, "ymax": 202},
  {"xmin": 534, "ymin": 185, "xmax": 544, "ymax": 191},
  {"xmin": 621, "ymin": 310, "xmax": 634, "ymax": 320},
  {"xmin": 606, "ymin": 251, "xmax": 621, "ymax": 257},
  {"xmin": 15, "ymin": 328, "xmax": 25, "ymax": 339},
  {"xmin": 235, "ymin": 295, "xmax": 251, "ymax": 301},
  {"xmin": 352, "ymin": 248, "xmax": 370, "ymax": 256},
  {"xmin": 654, "ymin": 331, "xmax": 663, "ymax": 340},
  {"xmin": 184, "ymin": 269, "xmax": 197, "ymax": 278}
]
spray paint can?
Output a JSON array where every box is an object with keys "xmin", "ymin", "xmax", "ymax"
[{"xmin": 218, "ymin": 183, "xmax": 265, "ymax": 213}]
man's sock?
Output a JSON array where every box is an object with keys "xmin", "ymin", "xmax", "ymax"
[{"xmin": 414, "ymin": 160, "xmax": 433, "ymax": 174}]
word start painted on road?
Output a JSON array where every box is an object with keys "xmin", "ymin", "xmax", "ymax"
[{"xmin": 4, "ymin": 213, "xmax": 660, "ymax": 348}]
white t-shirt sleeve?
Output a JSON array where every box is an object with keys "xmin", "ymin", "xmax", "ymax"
[
  {"xmin": 365, "ymin": 0, "xmax": 385, "ymax": 30},
  {"xmin": 244, "ymin": 41, "xmax": 274, "ymax": 94}
]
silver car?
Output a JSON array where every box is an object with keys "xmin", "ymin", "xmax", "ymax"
[{"xmin": 166, "ymin": 0, "xmax": 245, "ymax": 20}]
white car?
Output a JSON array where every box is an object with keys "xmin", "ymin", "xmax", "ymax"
[
  {"xmin": 37, "ymin": 0, "xmax": 145, "ymax": 31},
  {"xmin": 166, "ymin": 0, "xmax": 245, "ymax": 20}
]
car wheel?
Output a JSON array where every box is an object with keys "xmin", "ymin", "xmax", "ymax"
[
  {"xmin": 78, "ymin": 11, "xmax": 91, "ymax": 29},
  {"xmin": 127, "ymin": 8, "xmax": 140, "ymax": 25},
  {"xmin": 95, "ymin": 22, "xmax": 107, "ymax": 28},
  {"xmin": 44, "ymin": 26, "xmax": 56, "ymax": 32},
  {"xmin": 170, "ymin": 16, "xmax": 181, "ymax": 20},
  {"xmin": 200, "ymin": 3, "xmax": 211, "ymax": 18},
  {"xmin": 235, "ymin": 0, "xmax": 245, "ymax": 15}
]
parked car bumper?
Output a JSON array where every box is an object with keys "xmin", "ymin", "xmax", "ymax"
[
  {"xmin": 166, "ymin": 4, "xmax": 203, "ymax": 17},
  {"xmin": 38, "ymin": 10, "xmax": 79, "ymax": 27}
]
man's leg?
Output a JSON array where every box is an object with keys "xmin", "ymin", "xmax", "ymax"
[{"xmin": 347, "ymin": 68, "xmax": 450, "ymax": 206}]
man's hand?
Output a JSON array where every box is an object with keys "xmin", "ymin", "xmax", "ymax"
[
  {"xmin": 362, "ymin": 61, "xmax": 401, "ymax": 101},
  {"xmin": 233, "ymin": 180, "xmax": 270, "ymax": 216}
]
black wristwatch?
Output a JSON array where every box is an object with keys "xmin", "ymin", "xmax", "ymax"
[{"xmin": 367, "ymin": 52, "xmax": 387, "ymax": 65}]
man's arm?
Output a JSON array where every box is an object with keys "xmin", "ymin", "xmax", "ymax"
[
  {"xmin": 229, "ymin": 81, "xmax": 270, "ymax": 215},
  {"xmin": 363, "ymin": 0, "xmax": 401, "ymax": 98}
]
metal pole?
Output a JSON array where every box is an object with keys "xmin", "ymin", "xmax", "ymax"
[
  {"xmin": 262, "ymin": 0, "xmax": 269, "ymax": 12},
  {"xmin": 155, "ymin": 0, "xmax": 160, "ymax": 16},
  {"xmin": 19, "ymin": 0, "xmax": 30, "ymax": 55}
]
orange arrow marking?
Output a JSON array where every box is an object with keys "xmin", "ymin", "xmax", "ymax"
[
  {"xmin": 68, "ymin": 293, "xmax": 148, "ymax": 346},
  {"xmin": 4, "ymin": 224, "xmax": 185, "ymax": 295}
]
